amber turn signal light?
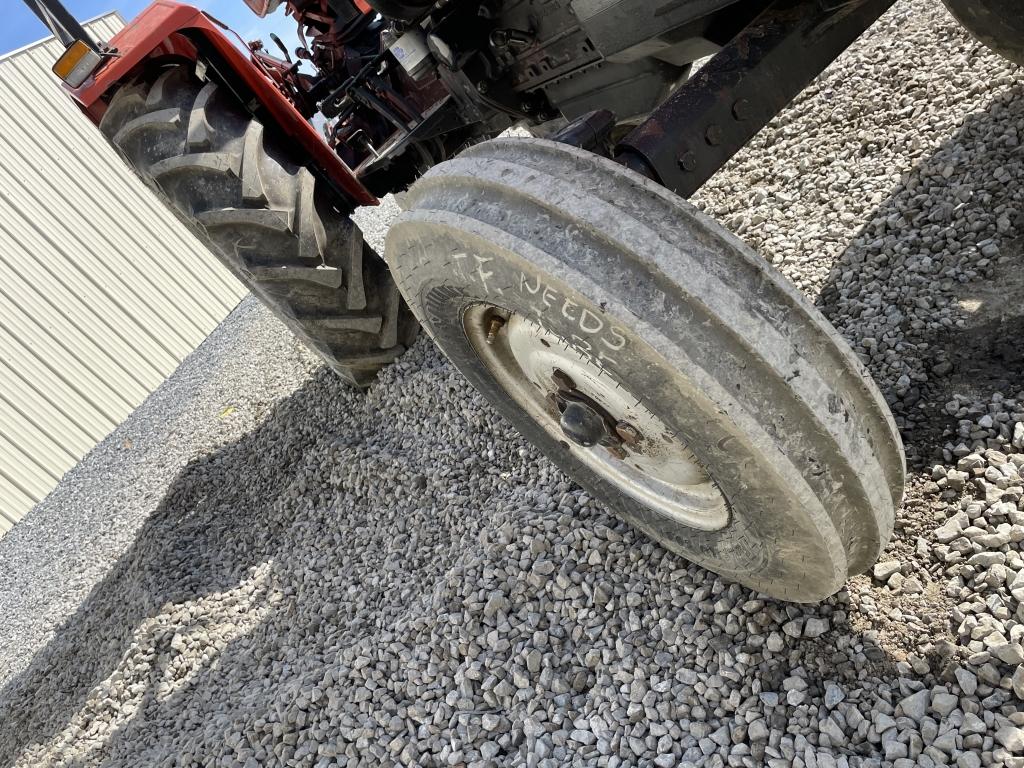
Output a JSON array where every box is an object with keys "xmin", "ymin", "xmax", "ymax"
[{"xmin": 52, "ymin": 40, "xmax": 102, "ymax": 88}]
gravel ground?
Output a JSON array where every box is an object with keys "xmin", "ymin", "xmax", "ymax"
[{"xmin": 2, "ymin": 2, "xmax": 1024, "ymax": 766}]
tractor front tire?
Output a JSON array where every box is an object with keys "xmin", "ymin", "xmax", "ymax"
[
  {"xmin": 100, "ymin": 64, "xmax": 417, "ymax": 386},
  {"xmin": 387, "ymin": 138, "xmax": 905, "ymax": 602}
]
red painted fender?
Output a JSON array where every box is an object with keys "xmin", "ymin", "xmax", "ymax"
[{"xmin": 71, "ymin": 0, "xmax": 377, "ymax": 206}]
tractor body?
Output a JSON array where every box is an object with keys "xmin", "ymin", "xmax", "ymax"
[
  {"xmin": 31, "ymin": 0, "xmax": 1023, "ymax": 209},
  {"xmin": 20, "ymin": 0, "xmax": 1023, "ymax": 599}
]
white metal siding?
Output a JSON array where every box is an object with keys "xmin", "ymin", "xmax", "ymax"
[{"xmin": 0, "ymin": 14, "xmax": 249, "ymax": 532}]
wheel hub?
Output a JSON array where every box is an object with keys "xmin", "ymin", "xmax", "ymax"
[
  {"xmin": 559, "ymin": 400, "xmax": 607, "ymax": 447},
  {"xmin": 465, "ymin": 305, "xmax": 729, "ymax": 531}
]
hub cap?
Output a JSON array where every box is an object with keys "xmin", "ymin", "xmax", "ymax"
[
  {"xmin": 465, "ymin": 306, "xmax": 729, "ymax": 531},
  {"xmin": 559, "ymin": 401, "xmax": 607, "ymax": 447}
]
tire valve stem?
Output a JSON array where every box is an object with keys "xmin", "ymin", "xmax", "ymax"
[{"xmin": 485, "ymin": 316, "xmax": 505, "ymax": 345}]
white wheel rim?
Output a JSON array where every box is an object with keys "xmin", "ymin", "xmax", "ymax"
[{"xmin": 465, "ymin": 305, "xmax": 729, "ymax": 531}]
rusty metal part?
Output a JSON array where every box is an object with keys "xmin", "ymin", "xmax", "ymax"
[
  {"xmin": 546, "ymin": 391, "xmax": 564, "ymax": 415},
  {"xmin": 615, "ymin": 0, "xmax": 897, "ymax": 198},
  {"xmin": 615, "ymin": 421, "xmax": 642, "ymax": 446},
  {"xmin": 485, "ymin": 315, "xmax": 505, "ymax": 344},
  {"xmin": 546, "ymin": 372, "xmax": 635, "ymax": 454},
  {"xmin": 551, "ymin": 368, "xmax": 576, "ymax": 392},
  {"xmin": 458, "ymin": 307, "xmax": 730, "ymax": 531},
  {"xmin": 604, "ymin": 442, "xmax": 628, "ymax": 461}
]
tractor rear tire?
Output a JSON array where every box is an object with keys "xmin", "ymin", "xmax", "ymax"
[
  {"xmin": 386, "ymin": 138, "xmax": 905, "ymax": 602},
  {"xmin": 100, "ymin": 64, "xmax": 417, "ymax": 386}
]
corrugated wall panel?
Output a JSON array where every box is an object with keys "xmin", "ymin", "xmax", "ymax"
[{"xmin": 0, "ymin": 14, "xmax": 250, "ymax": 531}]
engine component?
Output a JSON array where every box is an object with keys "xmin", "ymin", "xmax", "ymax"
[
  {"xmin": 570, "ymin": 0, "xmax": 736, "ymax": 63},
  {"xmin": 363, "ymin": 0, "xmax": 435, "ymax": 22},
  {"xmin": 387, "ymin": 28, "xmax": 434, "ymax": 80}
]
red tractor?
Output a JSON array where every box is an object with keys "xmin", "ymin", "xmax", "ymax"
[{"xmin": 24, "ymin": 0, "xmax": 1022, "ymax": 601}]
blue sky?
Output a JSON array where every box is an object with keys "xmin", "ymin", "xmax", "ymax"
[{"xmin": 4, "ymin": 1, "xmax": 299, "ymax": 56}]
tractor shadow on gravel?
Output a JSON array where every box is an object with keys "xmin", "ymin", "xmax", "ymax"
[
  {"xmin": 0, "ymin": 370, "xmax": 338, "ymax": 766},
  {"xmin": 813, "ymin": 84, "xmax": 1024, "ymax": 651},
  {"xmin": 815, "ymin": 82, "xmax": 1024, "ymax": 469},
  {"xmin": 923, "ymin": 239, "xmax": 1024, "ymax": 409},
  {"xmin": 0, "ymin": 359, "xmax": 901, "ymax": 767}
]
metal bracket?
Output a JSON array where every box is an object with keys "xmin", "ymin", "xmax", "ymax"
[
  {"xmin": 614, "ymin": 0, "xmax": 896, "ymax": 198},
  {"xmin": 550, "ymin": 110, "xmax": 616, "ymax": 155}
]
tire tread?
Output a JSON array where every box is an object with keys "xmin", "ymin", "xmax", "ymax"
[{"xmin": 100, "ymin": 64, "xmax": 416, "ymax": 386}]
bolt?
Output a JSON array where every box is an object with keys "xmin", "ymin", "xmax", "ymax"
[
  {"xmin": 615, "ymin": 421, "xmax": 642, "ymax": 445},
  {"xmin": 477, "ymin": 80, "xmax": 490, "ymax": 94},
  {"xmin": 705, "ymin": 124, "xmax": 723, "ymax": 146},
  {"xmin": 732, "ymin": 98, "xmax": 752, "ymax": 120},
  {"xmin": 485, "ymin": 316, "xmax": 505, "ymax": 345},
  {"xmin": 551, "ymin": 368, "xmax": 576, "ymax": 392},
  {"xmin": 677, "ymin": 151, "xmax": 697, "ymax": 172}
]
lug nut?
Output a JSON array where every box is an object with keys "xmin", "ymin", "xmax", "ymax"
[
  {"xmin": 732, "ymin": 98, "xmax": 752, "ymax": 120},
  {"xmin": 551, "ymin": 368, "xmax": 576, "ymax": 392},
  {"xmin": 615, "ymin": 421, "xmax": 642, "ymax": 445},
  {"xmin": 485, "ymin": 316, "xmax": 505, "ymax": 344},
  {"xmin": 678, "ymin": 151, "xmax": 697, "ymax": 171}
]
